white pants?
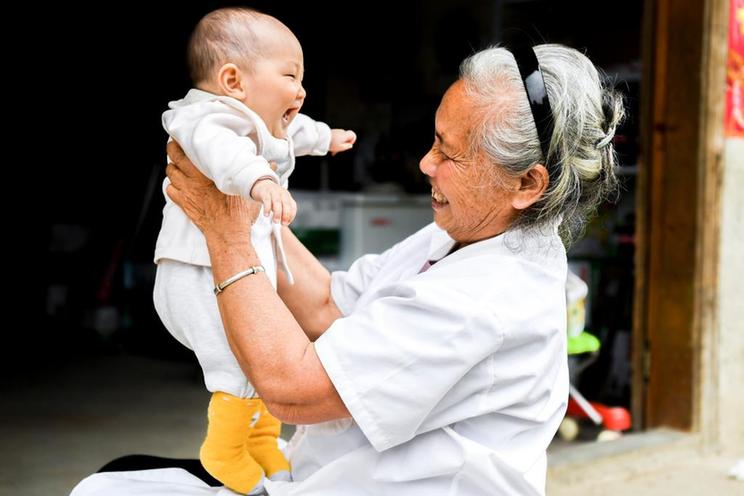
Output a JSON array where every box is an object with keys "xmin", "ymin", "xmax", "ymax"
[
  {"xmin": 153, "ymin": 260, "xmax": 257, "ymax": 397},
  {"xmin": 153, "ymin": 214, "xmax": 282, "ymax": 397}
]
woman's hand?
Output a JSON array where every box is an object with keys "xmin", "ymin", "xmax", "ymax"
[{"xmin": 165, "ymin": 140, "xmax": 261, "ymax": 243}]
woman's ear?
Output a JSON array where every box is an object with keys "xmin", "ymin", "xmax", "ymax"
[
  {"xmin": 216, "ymin": 63, "xmax": 247, "ymax": 100},
  {"xmin": 511, "ymin": 164, "xmax": 549, "ymax": 211}
]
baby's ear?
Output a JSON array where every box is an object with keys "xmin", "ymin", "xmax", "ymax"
[{"xmin": 216, "ymin": 63, "xmax": 246, "ymax": 100}]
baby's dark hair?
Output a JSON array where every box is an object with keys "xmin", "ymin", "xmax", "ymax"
[{"xmin": 187, "ymin": 7, "xmax": 267, "ymax": 85}]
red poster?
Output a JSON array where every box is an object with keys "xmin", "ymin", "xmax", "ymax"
[{"xmin": 726, "ymin": 0, "xmax": 744, "ymax": 137}]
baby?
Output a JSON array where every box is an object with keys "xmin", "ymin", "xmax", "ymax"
[{"xmin": 153, "ymin": 7, "xmax": 355, "ymax": 494}]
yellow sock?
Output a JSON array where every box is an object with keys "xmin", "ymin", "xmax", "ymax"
[
  {"xmin": 200, "ymin": 392, "xmax": 265, "ymax": 494},
  {"xmin": 245, "ymin": 400, "xmax": 291, "ymax": 480}
]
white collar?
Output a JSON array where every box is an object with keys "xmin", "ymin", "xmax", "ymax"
[
  {"xmin": 171, "ymin": 89, "xmax": 289, "ymax": 156},
  {"xmin": 425, "ymin": 226, "xmax": 458, "ymax": 263},
  {"xmin": 424, "ymin": 222, "xmax": 565, "ymax": 273}
]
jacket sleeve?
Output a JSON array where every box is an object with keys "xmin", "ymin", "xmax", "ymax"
[
  {"xmin": 315, "ymin": 276, "xmax": 505, "ymax": 452},
  {"xmin": 289, "ymin": 113, "xmax": 332, "ymax": 156},
  {"xmin": 163, "ymin": 102, "xmax": 279, "ymax": 198}
]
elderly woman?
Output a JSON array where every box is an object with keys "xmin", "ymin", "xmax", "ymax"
[{"xmin": 72, "ymin": 44, "xmax": 622, "ymax": 496}]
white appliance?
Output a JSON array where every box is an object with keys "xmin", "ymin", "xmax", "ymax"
[
  {"xmin": 291, "ymin": 191, "xmax": 433, "ymax": 271},
  {"xmin": 338, "ymin": 194, "xmax": 433, "ymax": 269}
]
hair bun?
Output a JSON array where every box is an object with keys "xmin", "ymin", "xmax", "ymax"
[{"xmin": 596, "ymin": 89, "xmax": 625, "ymax": 149}]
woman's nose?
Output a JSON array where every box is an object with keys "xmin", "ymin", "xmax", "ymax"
[{"xmin": 419, "ymin": 150, "xmax": 436, "ymax": 176}]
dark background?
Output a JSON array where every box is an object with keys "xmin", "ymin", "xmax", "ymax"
[{"xmin": 19, "ymin": 0, "xmax": 642, "ymax": 409}]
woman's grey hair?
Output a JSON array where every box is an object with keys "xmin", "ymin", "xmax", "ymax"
[
  {"xmin": 460, "ymin": 44, "xmax": 624, "ymax": 245},
  {"xmin": 187, "ymin": 7, "xmax": 267, "ymax": 85}
]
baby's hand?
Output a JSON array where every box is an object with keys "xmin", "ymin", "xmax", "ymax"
[
  {"xmin": 250, "ymin": 178, "xmax": 297, "ymax": 225},
  {"xmin": 329, "ymin": 129, "xmax": 357, "ymax": 155}
]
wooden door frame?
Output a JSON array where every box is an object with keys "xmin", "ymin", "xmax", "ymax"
[{"xmin": 633, "ymin": 0, "xmax": 728, "ymax": 434}]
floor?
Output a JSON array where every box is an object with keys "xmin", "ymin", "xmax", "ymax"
[
  {"xmin": 2, "ymin": 353, "xmax": 742, "ymax": 495},
  {"xmin": 548, "ymin": 450, "xmax": 743, "ymax": 495},
  {"xmin": 1, "ymin": 354, "xmax": 207, "ymax": 495}
]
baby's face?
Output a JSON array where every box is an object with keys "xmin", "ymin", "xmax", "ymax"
[{"xmin": 242, "ymin": 34, "xmax": 305, "ymax": 139}]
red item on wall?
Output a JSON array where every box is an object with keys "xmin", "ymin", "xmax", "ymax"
[{"xmin": 725, "ymin": 0, "xmax": 744, "ymax": 137}]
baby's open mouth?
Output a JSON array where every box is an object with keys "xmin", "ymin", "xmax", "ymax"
[{"xmin": 282, "ymin": 107, "xmax": 300, "ymax": 125}]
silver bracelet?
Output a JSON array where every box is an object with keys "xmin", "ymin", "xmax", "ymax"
[{"xmin": 214, "ymin": 265, "xmax": 265, "ymax": 295}]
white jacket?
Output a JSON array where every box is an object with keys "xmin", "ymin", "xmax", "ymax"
[
  {"xmin": 71, "ymin": 222, "xmax": 569, "ymax": 496},
  {"xmin": 154, "ymin": 89, "xmax": 331, "ymax": 280}
]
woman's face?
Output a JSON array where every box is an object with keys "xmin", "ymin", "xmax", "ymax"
[{"xmin": 419, "ymin": 80, "xmax": 517, "ymax": 245}]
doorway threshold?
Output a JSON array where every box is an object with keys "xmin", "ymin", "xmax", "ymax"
[{"xmin": 548, "ymin": 429, "xmax": 700, "ymax": 486}]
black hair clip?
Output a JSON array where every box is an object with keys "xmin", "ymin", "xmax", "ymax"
[{"xmin": 510, "ymin": 45, "xmax": 557, "ymax": 177}]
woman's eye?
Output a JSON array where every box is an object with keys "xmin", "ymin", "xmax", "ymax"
[{"xmin": 435, "ymin": 149, "xmax": 450, "ymax": 161}]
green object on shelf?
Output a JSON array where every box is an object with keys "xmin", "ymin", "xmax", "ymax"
[
  {"xmin": 567, "ymin": 331, "xmax": 601, "ymax": 355},
  {"xmin": 291, "ymin": 228, "xmax": 340, "ymax": 256}
]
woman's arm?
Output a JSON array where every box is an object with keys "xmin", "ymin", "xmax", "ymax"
[
  {"xmin": 276, "ymin": 226, "xmax": 342, "ymax": 341},
  {"xmin": 165, "ymin": 141, "xmax": 350, "ymax": 424}
]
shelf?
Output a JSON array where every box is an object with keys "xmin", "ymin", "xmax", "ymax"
[{"xmin": 617, "ymin": 166, "xmax": 638, "ymax": 176}]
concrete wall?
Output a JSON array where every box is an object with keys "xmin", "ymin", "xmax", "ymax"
[{"xmin": 717, "ymin": 138, "xmax": 744, "ymax": 448}]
